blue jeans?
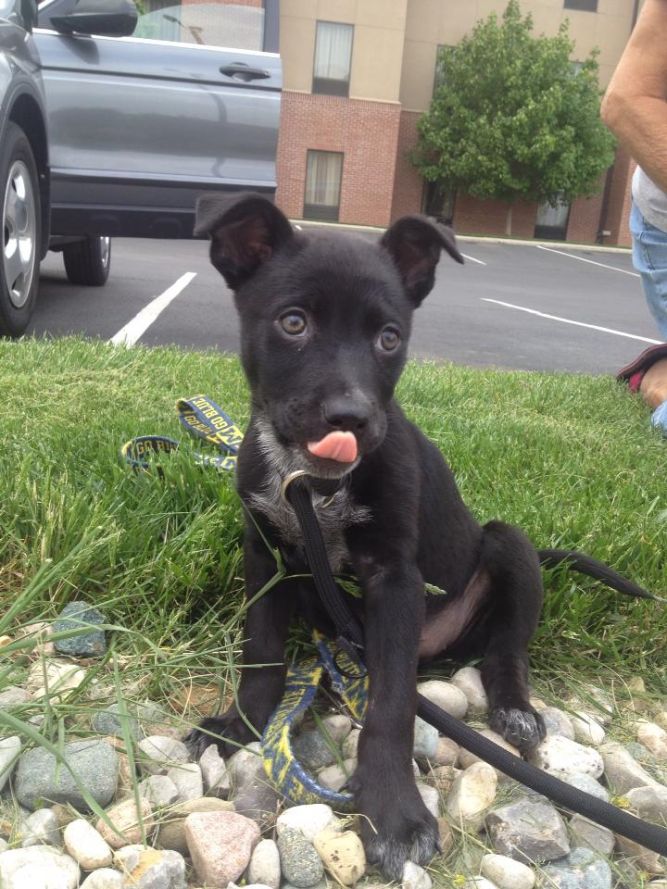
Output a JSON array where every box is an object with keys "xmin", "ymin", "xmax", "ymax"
[{"xmin": 630, "ymin": 201, "xmax": 667, "ymax": 341}]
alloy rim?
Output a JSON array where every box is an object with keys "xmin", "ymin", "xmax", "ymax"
[{"xmin": 2, "ymin": 160, "xmax": 37, "ymax": 310}]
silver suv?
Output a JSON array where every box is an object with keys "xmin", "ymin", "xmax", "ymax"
[{"xmin": 0, "ymin": 0, "xmax": 281, "ymax": 336}]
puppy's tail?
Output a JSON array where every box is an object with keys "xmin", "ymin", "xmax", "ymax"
[{"xmin": 538, "ymin": 549, "xmax": 665, "ymax": 602}]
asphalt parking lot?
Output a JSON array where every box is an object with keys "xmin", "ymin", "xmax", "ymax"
[{"xmin": 29, "ymin": 231, "xmax": 661, "ymax": 375}]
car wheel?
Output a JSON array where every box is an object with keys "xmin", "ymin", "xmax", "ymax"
[
  {"xmin": 63, "ymin": 236, "xmax": 111, "ymax": 286},
  {"xmin": 0, "ymin": 122, "xmax": 40, "ymax": 337}
]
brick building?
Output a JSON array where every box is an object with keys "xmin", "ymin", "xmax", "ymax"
[{"xmin": 276, "ymin": 0, "xmax": 642, "ymax": 246}]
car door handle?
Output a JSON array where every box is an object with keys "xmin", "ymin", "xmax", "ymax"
[{"xmin": 220, "ymin": 63, "xmax": 271, "ymax": 82}]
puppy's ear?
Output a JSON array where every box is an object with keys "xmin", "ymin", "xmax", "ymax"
[
  {"xmin": 195, "ymin": 192, "xmax": 293, "ymax": 290},
  {"xmin": 381, "ymin": 215, "xmax": 464, "ymax": 306}
]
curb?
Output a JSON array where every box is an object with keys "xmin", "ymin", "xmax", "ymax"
[{"xmin": 290, "ymin": 219, "xmax": 632, "ymax": 256}]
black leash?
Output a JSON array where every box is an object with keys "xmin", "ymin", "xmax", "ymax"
[{"xmin": 284, "ymin": 476, "xmax": 667, "ymax": 857}]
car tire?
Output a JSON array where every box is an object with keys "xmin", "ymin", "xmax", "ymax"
[
  {"xmin": 63, "ymin": 236, "xmax": 111, "ymax": 286},
  {"xmin": 0, "ymin": 122, "xmax": 41, "ymax": 337}
]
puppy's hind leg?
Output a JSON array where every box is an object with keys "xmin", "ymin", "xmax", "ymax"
[{"xmin": 478, "ymin": 520, "xmax": 546, "ymax": 754}]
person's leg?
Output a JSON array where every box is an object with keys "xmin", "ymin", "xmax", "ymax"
[
  {"xmin": 630, "ymin": 202, "xmax": 667, "ymax": 341},
  {"xmin": 640, "ymin": 359, "xmax": 667, "ymax": 433},
  {"xmin": 628, "ymin": 203, "xmax": 667, "ymax": 433}
]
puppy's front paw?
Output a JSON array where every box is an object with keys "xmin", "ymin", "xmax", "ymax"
[
  {"xmin": 352, "ymin": 779, "xmax": 439, "ymax": 881},
  {"xmin": 184, "ymin": 710, "xmax": 257, "ymax": 760},
  {"xmin": 489, "ymin": 705, "xmax": 546, "ymax": 754}
]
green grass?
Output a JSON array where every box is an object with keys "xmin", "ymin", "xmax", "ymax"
[{"xmin": 0, "ymin": 336, "xmax": 665, "ymax": 748}]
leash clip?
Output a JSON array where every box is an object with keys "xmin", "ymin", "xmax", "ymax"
[
  {"xmin": 280, "ymin": 470, "xmax": 310, "ymax": 504},
  {"xmin": 333, "ymin": 635, "xmax": 367, "ymax": 680}
]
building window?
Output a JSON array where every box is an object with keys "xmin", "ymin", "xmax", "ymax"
[
  {"xmin": 433, "ymin": 45, "xmax": 454, "ymax": 95},
  {"xmin": 423, "ymin": 181, "xmax": 456, "ymax": 225},
  {"xmin": 313, "ymin": 21, "xmax": 354, "ymax": 97},
  {"xmin": 534, "ymin": 198, "xmax": 571, "ymax": 241},
  {"xmin": 304, "ymin": 151, "xmax": 343, "ymax": 222},
  {"xmin": 564, "ymin": 0, "xmax": 598, "ymax": 11}
]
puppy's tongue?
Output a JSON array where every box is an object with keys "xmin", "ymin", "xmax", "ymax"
[{"xmin": 307, "ymin": 431, "xmax": 358, "ymax": 463}]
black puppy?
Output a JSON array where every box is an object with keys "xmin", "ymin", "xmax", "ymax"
[{"xmin": 186, "ymin": 193, "xmax": 640, "ymax": 879}]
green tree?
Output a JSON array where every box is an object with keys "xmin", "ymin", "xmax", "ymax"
[{"xmin": 413, "ymin": 0, "xmax": 616, "ymax": 235}]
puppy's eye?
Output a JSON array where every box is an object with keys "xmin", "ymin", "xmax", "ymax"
[
  {"xmin": 377, "ymin": 325, "xmax": 401, "ymax": 352},
  {"xmin": 278, "ymin": 310, "xmax": 307, "ymax": 336}
]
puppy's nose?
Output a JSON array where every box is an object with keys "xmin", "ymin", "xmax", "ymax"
[{"xmin": 323, "ymin": 395, "xmax": 371, "ymax": 432}]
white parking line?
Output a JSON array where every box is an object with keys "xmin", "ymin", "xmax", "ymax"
[
  {"xmin": 537, "ymin": 244, "xmax": 640, "ymax": 278},
  {"xmin": 110, "ymin": 272, "xmax": 197, "ymax": 346},
  {"xmin": 482, "ymin": 298, "xmax": 662, "ymax": 344},
  {"xmin": 461, "ymin": 252, "xmax": 486, "ymax": 266}
]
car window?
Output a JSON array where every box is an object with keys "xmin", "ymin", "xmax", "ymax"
[
  {"xmin": 133, "ymin": 1, "xmax": 264, "ymax": 51},
  {"xmin": 0, "ymin": 0, "xmax": 19, "ymax": 20}
]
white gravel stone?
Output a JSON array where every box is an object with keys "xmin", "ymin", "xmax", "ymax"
[
  {"xmin": 451, "ymin": 667, "xmax": 488, "ymax": 713},
  {"xmin": 96, "ymin": 797, "xmax": 155, "ymax": 849},
  {"xmin": 458, "ymin": 729, "xmax": 520, "ymax": 774},
  {"xmin": 413, "ymin": 716, "xmax": 439, "ymax": 759},
  {"xmin": 113, "ymin": 844, "xmax": 143, "ymax": 873},
  {"xmin": 199, "ymin": 744, "xmax": 230, "ymax": 797},
  {"xmin": 463, "ymin": 880, "xmax": 498, "ymax": 889},
  {"xmin": 417, "ymin": 782, "xmax": 441, "ymax": 818},
  {"xmin": 402, "ymin": 860, "xmax": 432, "ymax": 889},
  {"xmin": 427, "ymin": 764, "xmax": 459, "ymax": 796},
  {"xmin": 139, "ymin": 774, "xmax": 180, "ymax": 808},
  {"xmin": 226, "ymin": 743, "xmax": 263, "ymax": 788},
  {"xmin": 20, "ymin": 808, "xmax": 60, "ymax": 847},
  {"xmin": 79, "ymin": 869, "xmax": 124, "ymax": 889},
  {"xmin": 276, "ymin": 804, "xmax": 336, "ymax": 842},
  {"xmin": 569, "ymin": 814, "xmax": 615, "ymax": 855},
  {"xmin": 0, "ymin": 736, "xmax": 21, "ymax": 792},
  {"xmin": 113, "ymin": 844, "xmax": 186, "ymax": 888},
  {"xmin": 530, "ymin": 734, "xmax": 604, "ymax": 779},
  {"xmin": 571, "ymin": 711, "xmax": 606, "ymax": 746},
  {"xmin": 486, "ymin": 798, "xmax": 570, "ymax": 863},
  {"xmin": 417, "ymin": 680, "xmax": 468, "ymax": 719},
  {"xmin": 446, "ymin": 761, "xmax": 498, "ymax": 830},
  {"xmin": 600, "ymin": 741, "xmax": 662, "ymax": 793},
  {"xmin": 319, "ymin": 714, "xmax": 352, "ymax": 744},
  {"xmin": 313, "ymin": 828, "xmax": 366, "ymax": 886},
  {"xmin": 558, "ymin": 771, "xmax": 610, "ymax": 802},
  {"xmin": 247, "ymin": 838, "xmax": 281, "ymax": 889},
  {"xmin": 0, "ymin": 686, "xmax": 32, "ymax": 708},
  {"xmin": 138, "ymin": 736, "xmax": 189, "ymax": 775},
  {"xmin": 625, "ymin": 784, "xmax": 667, "ymax": 820},
  {"xmin": 615, "ymin": 833, "xmax": 665, "ymax": 874},
  {"xmin": 636, "ymin": 720, "xmax": 667, "ymax": 760},
  {"xmin": 429, "ymin": 736, "xmax": 460, "ymax": 767},
  {"xmin": 0, "ymin": 845, "xmax": 80, "ymax": 889},
  {"xmin": 481, "ymin": 852, "xmax": 535, "ymax": 889},
  {"xmin": 317, "ymin": 758, "xmax": 356, "ymax": 792},
  {"xmin": 342, "ymin": 729, "xmax": 360, "ymax": 759},
  {"xmin": 540, "ymin": 707, "xmax": 575, "ymax": 740},
  {"xmin": 63, "ymin": 818, "xmax": 113, "ymax": 870},
  {"xmin": 167, "ymin": 762, "xmax": 203, "ymax": 801},
  {"xmin": 26, "ymin": 660, "xmax": 87, "ymax": 699}
]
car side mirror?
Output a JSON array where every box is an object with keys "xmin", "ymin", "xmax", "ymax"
[{"xmin": 50, "ymin": 0, "xmax": 138, "ymax": 37}]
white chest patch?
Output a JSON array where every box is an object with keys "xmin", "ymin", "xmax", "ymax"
[
  {"xmin": 247, "ymin": 417, "xmax": 372, "ymax": 573},
  {"xmin": 248, "ymin": 478, "xmax": 371, "ymax": 574}
]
